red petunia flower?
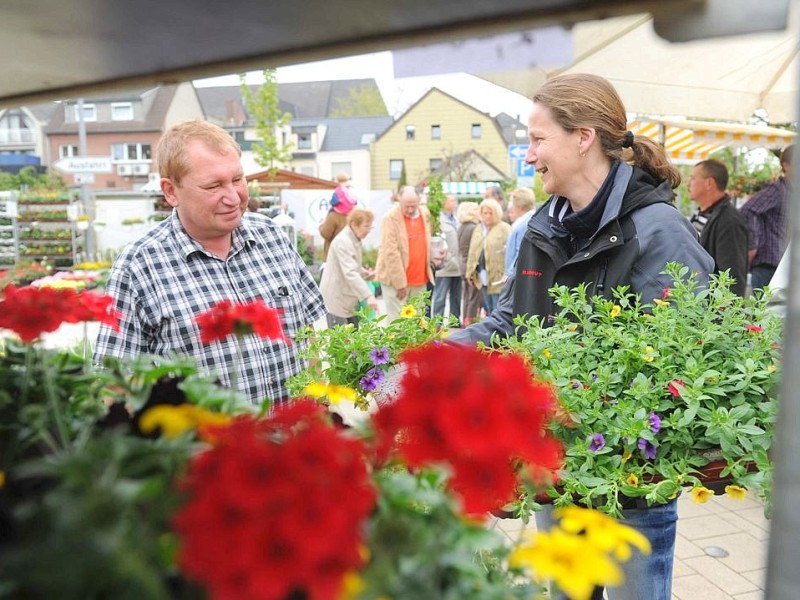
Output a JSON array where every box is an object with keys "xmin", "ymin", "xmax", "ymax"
[
  {"xmin": 195, "ymin": 299, "xmax": 286, "ymax": 344},
  {"xmin": 662, "ymin": 287, "xmax": 671, "ymax": 299},
  {"xmin": 372, "ymin": 343, "xmax": 562, "ymax": 515},
  {"xmin": 668, "ymin": 379, "xmax": 685, "ymax": 397},
  {"xmin": 0, "ymin": 285, "xmax": 121, "ymax": 342},
  {"xmin": 173, "ymin": 401, "xmax": 375, "ymax": 600},
  {"xmin": 744, "ymin": 324, "xmax": 763, "ymax": 333}
]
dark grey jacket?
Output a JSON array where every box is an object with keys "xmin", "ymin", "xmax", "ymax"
[{"xmin": 450, "ymin": 162, "xmax": 715, "ymax": 345}]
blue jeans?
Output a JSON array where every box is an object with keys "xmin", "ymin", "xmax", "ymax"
[
  {"xmin": 535, "ymin": 500, "xmax": 678, "ymax": 600},
  {"xmin": 432, "ymin": 275, "xmax": 462, "ymax": 321},
  {"xmin": 481, "ymin": 289, "xmax": 499, "ymax": 314},
  {"xmin": 750, "ymin": 265, "xmax": 776, "ymax": 291}
]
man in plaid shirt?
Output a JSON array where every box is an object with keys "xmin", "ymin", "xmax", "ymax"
[
  {"xmin": 740, "ymin": 144, "xmax": 794, "ymax": 291},
  {"xmin": 94, "ymin": 120, "xmax": 325, "ymax": 406}
]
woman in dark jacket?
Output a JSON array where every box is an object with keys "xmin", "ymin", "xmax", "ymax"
[
  {"xmin": 450, "ymin": 73, "xmax": 714, "ymax": 600},
  {"xmin": 456, "ymin": 201, "xmax": 482, "ymax": 325}
]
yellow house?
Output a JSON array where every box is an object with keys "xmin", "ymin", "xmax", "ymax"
[{"xmin": 370, "ymin": 88, "xmax": 511, "ymax": 191}]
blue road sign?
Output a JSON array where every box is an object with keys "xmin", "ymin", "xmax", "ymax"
[
  {"xmin": 515, "ymin": 160, "xmax": 535, "ymax": 178},
  {"xmin": 508, "ymin": 144, "xmax": 528, "ymax": 161}
]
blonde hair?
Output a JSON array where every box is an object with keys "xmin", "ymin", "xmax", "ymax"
[
  {"xmin": 457, "ymin": 201, "xmax": 480, "ymax": 224},
  {"xmin": 533, "ymin": 74, "xmax": 681, "ymax": 189},
  {"xmin": 335, "ymin": 172, "xmax": 351, "ymax": 184},
  {"xmin": 347, "ymin": 208, "xmax": 374, "ymax": 227},
  {"xmin": 156, "ymin": 119, "xmax": 241, "ymax": 185},
  {"xmin": 479, "ymin": 198, "xmax": 503, "ymax": 222},
  {"xmin": 509, "ymin": 188, "xmax": 535, "ymax": 212}
]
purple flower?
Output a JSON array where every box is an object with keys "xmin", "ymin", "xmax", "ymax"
[
  {"xmin": 360, "ymin": 375, "xmax": 378, "ymax": 392},
  {"xmin": 588, "ymin": 433, "xmax": 605, "ymax": 452},
  {"xmin": 359, "ymin": 367, "xmax": 385, "ymax": 392},
  {"xmin": 638, "ymin": 438, "xmax": 657, "ymax": 460},
  {"xmin": 369, "ymin": 346, "xmax": 390, "ymax": 365},
  {"xmin": 572, "ymin": 380, "xmax": 582, "ymax": 390},
  {"xmin": 649, "ymin": 411, "xmax": 661, "ymax": 433}
]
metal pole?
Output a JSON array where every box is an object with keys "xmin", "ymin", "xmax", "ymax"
[
  {"xmin": 76, "ymin": 98, "xmax": 95, "ymax": 260},
  {"xmin": 764, "ymin": 45, "xmax": 800, "ymax": 597}
]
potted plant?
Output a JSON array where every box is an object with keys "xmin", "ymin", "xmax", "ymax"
[
  {"xmin": 0, "ymin": 290, "xmax": 648, "ymax": 600},
  {"xmin": 494, "ymin": 264, "xmax": 782, "ymax": 516}
]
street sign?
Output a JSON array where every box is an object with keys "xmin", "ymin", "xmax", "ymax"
[
  {"xmin": 53, "ymin": 156, "xmax": 113, "ymax": 173},
  {"xmin": 73, "ymin": 173, "xmax": 95, "ymax": 185},
  {"xmin": 515, "ymin": 160, "xmax": 535, "ymax": 178},
  {"xmin": 508, "ymin": 144, "xmax": 528, "ymax": 161}
]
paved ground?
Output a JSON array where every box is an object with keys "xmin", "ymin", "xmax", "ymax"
[{"xmin": 493, "ymin": 492, "xmax": 770, "ymax": 599}]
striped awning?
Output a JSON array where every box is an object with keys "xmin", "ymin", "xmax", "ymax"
[
  {"xmin": 439, "ymin": 181, "xmax": 500, "ymax": 195},
  {"xmin": 628, "ymin": 118, "xmax": 796, "ymax": 163}
]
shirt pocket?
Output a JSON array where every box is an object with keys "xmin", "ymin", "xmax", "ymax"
[{"xmin": 265, "ymin": 284, "xmax": 305, "ymax": 340}]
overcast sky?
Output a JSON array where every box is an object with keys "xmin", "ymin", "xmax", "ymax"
[{"xmin": 194, "ymin": 51, "xmax": 535, "ymax": 122}]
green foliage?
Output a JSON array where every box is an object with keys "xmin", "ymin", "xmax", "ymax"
[
  {"xmin": 361, "ymin": 467, "xmax": 541, "ymax": 599},
  {"xmin": 239, "ymin": 69, "xmax": 293, "ymax": 178},
  {"xmin": 495, "ymin": 264, "xmax": 782, "ymax": 517},
  {"xmin": 397, "ymin": 162, "xmax": 407, "ymax": 192},
  {"xmin": 329, "ymin": 84, "xmax": 388, "ymax": 117},
  {"xmin": 426, "ymin": 175, "xmax": 445, "ymax": 234},
  {"xmin": 287, "ymin": 294, "xmax": 453, "ymax": 407},
  {"xmin": 0, "ymin": 168, "xmax": 67, "ymax": 192}
]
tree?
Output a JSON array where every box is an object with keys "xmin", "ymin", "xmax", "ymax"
[
  {"xmin": 240, "ymin": 70, "xmax": 293, "ymax": 179},
  {"xmin": 329, "ymin": 84, "xmax": 388, "ymax": 117}
]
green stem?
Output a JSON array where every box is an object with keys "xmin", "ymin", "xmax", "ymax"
[
  {"xmin": 227, "ymin": 335, "xmax": 243, "ymax": 413},
  {"xmin": 41, "ymin": 354, "xmax": 70, "ymax": 452}
]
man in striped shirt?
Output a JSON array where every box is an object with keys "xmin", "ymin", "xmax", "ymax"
[{"xmin": 94, "ymin": 120, "xmax": 324, "ymax": 406}]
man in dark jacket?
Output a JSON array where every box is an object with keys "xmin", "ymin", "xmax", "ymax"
[{"xmin": 687, "ymin": 159, "xmax": 749, "ymax": 296}]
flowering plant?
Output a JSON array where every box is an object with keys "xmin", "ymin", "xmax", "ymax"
[
  {"xmin": 287, "ymin": 294, "xmax": 453, "ymax": 407},
  {"xmin": 495, "ymin": 264, "xmax": 782, "ymax": 517},
  {"xmin": 0, "ymin": 287, "xmax": 652, "ymax": 600}
]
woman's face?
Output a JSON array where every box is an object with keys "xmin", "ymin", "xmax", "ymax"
[
  {"xmin": 480, "ymin": 205, "xmax": 496, "ymax": 226},
  {"xmin": 351, "ymin": 220, "xmax": 373, "ymax": 240},
  {"xmin": 525, "ymin": 103, "xmax": 582, "ymax": 198}
]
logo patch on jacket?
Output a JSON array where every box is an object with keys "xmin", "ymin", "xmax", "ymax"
[{"xmin": 521, "ymin": 269, "xmax": 544, "ymax": 277}]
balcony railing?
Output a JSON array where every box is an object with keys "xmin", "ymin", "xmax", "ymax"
[{"xmin": 0, "ymin": 129, "xmax": 35, "ymax": 145}]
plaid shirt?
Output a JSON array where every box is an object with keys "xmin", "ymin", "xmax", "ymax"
[
  {"xmin": 740, "ymin": 177, "xmax": 790, "ymax": 268},
  {"xmin": 94, "ymin": 211, "xmax": 325, "ymax": 405}
]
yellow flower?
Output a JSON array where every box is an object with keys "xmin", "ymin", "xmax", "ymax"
[
  {"xmin": 768, "ymin": 364, "xmax": 777, "ymax": 373},
  {"xmin": 609, "ymin": 305, "xmax": 621, "ymax": 318},
  {"xmin": 725, "ymin": 485, "xmax": 747, "ymax": 500},
  {"xmin": 626, "ymin": 474, "xmax": 638, "ymax": 487},
  {"xmin": 399, "ymin": 305, "xmax": 417, "ymax": 319},
  {"xmin": 567, "ymin": 323, "xmax": 578, "ymax": 331},
  {"xmin": 418, "ymin": 317, "xmax": 428, "ymax": 330},
  {"xmin": 303, "ymin": 382, "xmax": 358, "ymax": 405},
  {"xmin": 690, "ymin": 486, "xmax": 715, "ymax": 504},
  {"xmin": 139, "ymin": 404, "xmax": 230, "ymax": 439},
  {"xmin": 338, "ymin": 571, "xmax": 365, "ymax": 600},
  {"xmin": 541, "ymin": 348, "xmax": 552, "ymax": 359},
  {"xmin": 653, "ymin": 298, "xmax": 668, "ymax": 307},
  {"xmin": 553, "ymin": 506, "xmax": 651, "ymax": 562},
  {"xmin": 621, "ymin": 449, "xmax": 632, "ymax": 463},
  {"xmin": 510, "ymin": 529, "xmax": 623, "ymax": 600},
  {"xmin": 642, "ymin": 346, "xmax": 655, "ymax": 362}
]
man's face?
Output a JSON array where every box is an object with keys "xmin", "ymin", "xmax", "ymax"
[
  {"xmin": 399, "ymin": 192, "xmax": 420, "ymax": 218},
  {"xmin": 687, "ymin": 166, "xmax": 710, "ymax": 202},
  {"xmin": 161, "ymin": 139, "xmax": 248, "ymax": 243},
  {"xmin": 444, "ymin": 196, "xmax": 458, "ymax": 214}
]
